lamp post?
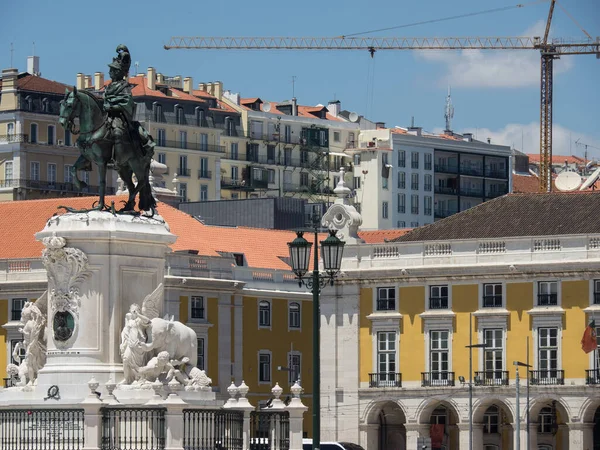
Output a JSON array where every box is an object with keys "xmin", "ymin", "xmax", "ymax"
[
  {"xmin": 288, "ymin": 227, "xmax": 345, "ymax": 450},
  {"xmin": 465, "ymin": 313, "xmax": 489, "ymax": 450},
  {"xmin": 513, "ymin": 360, "xmax": 532, "ymax": 450}
]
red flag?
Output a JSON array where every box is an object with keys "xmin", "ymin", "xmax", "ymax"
[
  {"xmin": 581, "ymin": 320, "xmax": 597, "ymax": 354},
  {"xmin": 430, "ymin": 424, "xmax": 445, "ymax": 449}
]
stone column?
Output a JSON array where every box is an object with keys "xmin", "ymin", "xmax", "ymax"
[
  {"xmin": 526, "ymin": 422, "xmax": 538, "ymax": 450},
  {"xmin": 286, "ymin": 381, "xmax": 308, "ymax": 450},
  {"xmin": 363, "ymin": 424, "xmax": 379, "ymax": 450},
  {"xmin": 559, "ymin": 423, "xmax": 569, "ymax": 450},
  {"xmin": 404, "ymin": 423, "xmax": 420, "ymax": 449},
  {"xmin": 218, "ymin": 294, "xmax": 233, "ymax": 392},
  {"xmin": 472, "ymin": 423, "xmax": 484, "ymax": 450},
  {"xmin": 163, "ymin": 390, "xmax": 186, "ymax": 450},
  {"xmin": 457, "ymin": 423, "xmax": 470, "ymax": 450},
  {"xmin": 80, "ymin": 380, "xmax": 103, "ymax": 450}
]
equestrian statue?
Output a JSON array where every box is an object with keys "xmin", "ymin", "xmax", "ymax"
[{"xmin": 59, "ymin": 45, "xmax": 156, "ymax": 213}]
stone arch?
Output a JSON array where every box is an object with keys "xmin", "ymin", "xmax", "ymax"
[
  {"xmin": 363, "ymin": 399, "xmax": 408, "ymax": 450},
  {"xmin": 472, "ymin": 396, "xmax": 515, "ymax": 424},
  {"xmin": 580, "ymin": 396, "xmax": 600, "ymax": 423},
  {"xmin": 364, "ymin": 398, "xmax": 408, "ymax": 425},
  {"xmin": 529, "ymin": 395, "xmax": 571, "ymax": 421},
  {"xmin": 416, "ymin": 398, "xmax": 463, "ymax": 425}
]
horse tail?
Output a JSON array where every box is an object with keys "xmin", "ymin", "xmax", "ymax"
[{"xmin": 138, "ymin": 178, "xmax": 157, "ymax": 211}]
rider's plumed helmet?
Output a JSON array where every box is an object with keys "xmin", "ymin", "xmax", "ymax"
[{"xmin": 108, "ymin": 44, "xmax": 131, "ymax": 78}]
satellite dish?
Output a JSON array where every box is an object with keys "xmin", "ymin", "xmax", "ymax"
[
  {"xmin": 554, "ymin": 171, "xmax": 582, "ymax": 192},
  {"xmin": 580, "ymin": 166, "xmax": 600, "ymax": 190},
  {"xmin": 348, "ymin": 112, "xmax": 359, "ymax": 123},
  {"xmin": 263, "ymin": 103, "xmax": 271, "ymax": 112}
]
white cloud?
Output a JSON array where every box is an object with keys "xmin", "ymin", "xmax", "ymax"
[
  {"xmin": 417, "ymin": 21, "xmax": 573, "ymax": 88},
  {"xmin": 434, "ymin": 122, "xmax": 600, "ymax": 159}
]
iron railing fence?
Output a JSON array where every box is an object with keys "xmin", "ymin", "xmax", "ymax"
[
  {"xmin": 368, "ymin": 372, "xmax": 403, "ymax": 388},
  {"xmin": 421, "ymin": 371, "xmax": 455, "ymax": 387},
  {"xmin": 183, "ymin": 409, "xmax": 243, "ymax": 450},
  {"xmin": 529, "ymin": 369, "xmax": 565, "ymax": 386},
  {"xmin": 101, "ymin": 407, "xmax": 165, "ymax": 450},
  {"xmin": 474, "ymin": 371, "xmax": 509, "ymax": 386},
  {"xmin": 0, "ymin": 409, "xmax": 85, "ymax": 450},
  {"xmin": 250, "ymin": 411, "xmax": 290, "ymax": 450}
]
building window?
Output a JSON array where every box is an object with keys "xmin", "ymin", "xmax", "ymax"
[
  {"xmin": 594, "ymin": 280, "xmax": 600, "ymax": 304},
  {"xmin": 179, "ymin": 130, "xmax": 187, "ymax": 149},
  {"xmin": 30, "ymin": 161, "xmax": 40, "ymax": 181},
  {"xmin": 429, "ymin": 285, "xmax": 449, "ymax": 309},
  {"xmin": 200, "ymin": 133, "xmax": 208, "ymax": 152},
  {"xmin": 179, "ymin": 155, "xmax": 188, "ymax": 176},
  {"xmin": 196, "ymin": 108, "xmax": 205, "ymax": 127},
  {"xmin": 288, "ymin": 352, "xmax": 301, "ymax": 383},
  {"xmin": 353, "ymin": 176, "xmax": 361, "ymax": 189},
  {"xmin": 268, "ymin": 169, "xmax": 275, "ymax": 184},
  {"xmin": 333, "ymin": 131, "xmax": 340, "ymax": 142},
  {"xmin": 30, "ymin": 123, "xmax": 38, "ymax": 143},
  {"xmin": 4, "ymin": 161, "xmax": 13, "ymax": 181},
  {"xmin": 424, "ymin": 174, "xmax": 432, "ymax": 191},
  {"xmin": 411, "ymin": 194, "xmax": 419, "ymax": 214},
  {"xmin": 377, "ymin": 331, "xmax": 397, "ymax": 380},
  {"xmin": 154, "ymin": 103, "xmax": 163, "ymax": 122},
  {"xmin": 538, "ymin": 407, "xmax": 555, "ymax": 434},
  {"xmin": 197, "ymin": 338, "xmax": 205, "ymax": 370},
  {"xmin": 179, "ymin": 182, "xmax": 187, "ymax": 202},
  {"xmin": 411, "ymin": 152, "xmax": 419, "ymax": 169},
  {"xmin": 7, "ymin": 122, "xmax": 14, "ymax": 137},
  {"xmin": 397, "ymin": 221, "xmax": 405, "ymax": 228},
  {"xmin": 259, "ymin": 300, "xmax": 271, "ymax": 327},
  {"xmin": 231, "ymin": 166, "xmax": 239, "ymax": 181},
  {"xmin": 233, "ymin": 253, "xmax": 244, "ymax": 266},
  {"xmin": 538, "ymin": 327, "xmax": 559, "ymax": 375},
  {"xmin": 398, "ymin": 150, "xmax": 405, "ymax": 168},
  {"xmin": 10, "ymin": 339, "xmax": 26, "ymax": 365},
  {"xmin": 483, "ymin": 406, "xmax": 500, "ymax": 434},
  {"xmin": 48, "ymin": 163, "xmax": 57, "ymax": 185},
  {"xmin": 259, "ymin": 352, "xmax": 271, "ymax": 383},
  {"xmin": 300, "ymin": 172, "xmax": 309, "ymax": 187},
  {"xmin": 176, "ymin": 107, "xmax": 184, "ymax": 125},
  {"xmin": 382, "ymin": 177, "xmax": 388, "ymax": 190},
  {"xmin": 430, "ymin": 330, "xmax": 449, "ymax": 378},
  {"xmin": 230, "ymin": 142, "xmax": 239, "ymax": 160},
  {"xmin": 398, "ymin": 171, "xmax": 405, "ymax": 189},
  {"xmin": 382, "ymin": 201, "xmax": 389, "ymax": 219},
  {"xmin": 289, "ymin": 302, "xmax": 301, "ymax": 329},
  {"xmin": 410, "ymin": 221, "xmax": 419, "ymax": 227},
  {"xmin": 191, "ymin": 296, "xmax": 204, "ymax": 320},
  {"xmin": 377, "ymin": 287, "xmax": 395, "ymax": 311},
  {"xmin": 424, "ymin": 153, "xmax": 433, "ymax": 170},
  {"xmin": 200, "ymin": 185, "xmax": 208, "ymax": 201},
  {"xmin": 157, "ymin": 153, "xmax": 166, "ymax": 165},
  {"xmin": 64, "ymin": 129, "xmax": 71, "ymax": 147},
  {"xmin": 157, "ymin": 129, "xmax": 166, "ymax": 146},
  {"xmin": 483, "ymin": 329, "xmax": 503, "ymax": 376},
  {"xmin": 46, "ymin": 125, "xmax": 55, "ymax": 145},
  {"xmin": 538, "ymin": 281, "xmax": 558, "ymax": 306},
  {"xmin": 64, "ymin": 165, "xmax": 73, "ymax": 183},
  {"xmin": 266, "ymin": 145, "xmax": 276, "ymax": 164},
  {"xmin": 411, "ymin": 173, "xmax": 419, "ymax": 190},
  {"xmin": 284, "ymin": 125, "xmax": 292, "ymax": 144},
  {"xmin": 398, "ymin": 193, "xmax": 405, "ymax": 213},
  {"xmin": 353, "ymin": 154, "xmax": 361, "ymax": 165},
  {"xmin": 200, "ymin": 157, "xmax": 209, "ymax": 178},
  {"xmin": 424, "ymin": 196, "xmax": 432, "ymax": 216},
  {"xmin": 483, "ymin": 283, "xmax": 503, "ymax": 307},
  {"xmin": 11, "ymin": 298, "xmax": 26, "ymax": 321}
]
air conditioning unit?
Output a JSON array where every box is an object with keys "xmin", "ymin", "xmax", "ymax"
[
  {"xmin": 368, "ymin": 141, "xmax": 376, "ymax": 148},
  {"xmin": 57, "ymin": 140, "xmax": 64, "ymax": 146}
]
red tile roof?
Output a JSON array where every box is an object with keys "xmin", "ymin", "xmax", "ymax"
[
  {"xmin": 2, "ymin": 74, "xmax": 73, "ymax": 95},
  {"xmin": 527, "ymin": 154, "xmax": 587, "ymax": 165},
  {"xmin": 358, "ymin": 229, "xmax": 412, "ymax": 243}
]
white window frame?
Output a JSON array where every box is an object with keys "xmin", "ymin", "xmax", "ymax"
[
  {"xmin": 258, "ymin": 350, "xmax": 272, "ymax": 384},
  {"xmin": 30, "ymin": 161, "xmax": 40, "ymax": 181},
  {"xmin": 30, "ymin": 122, "xmax": 38, "ymax": 143},
  {"xmin": 47, "ymin": 163, "xmax": 57, "ymax": 185},
  {"xmin": 375, "ymin": 286, "xmax": 397, "ymax": 312},
  {"xmin": 258, "ymin": 299, "xmax": 271, "ymax": 330},
  {"xmin": 589, "ymin": 279, "xmax": 600, "ymax": 306},
  {"xmin": 481, "ymin": 328, "xmax": 505, "ymax": 380},
  {"xmin": 532, "ymin": 325, "xmax": 562, "ymax": 371},
  {"xmin": 10, "ymin": 298, "xmax": 27, "ymax": 322},
  {"xmin": 4, "ymin": 161, "xmax": 13, "ymax": 181},
  {"xmin": 375, "ymin": 330, "xmax": 398, "ymax": 385},
  {"xmin": 196, "ymin": 337, "xmax": 206, "ymax": 371},
  {"xmin": 288, "ymin": 301, "xmax": 301, "ymax": 331},
  {"xmin": 479, "ymin": 282, "xmax": 506, "ymax": 309},
  {"xmin": 190, "ymin": 295, "xmax": 205, "ymax": 321},
  {"xmin": 534, "ymin": 280, "xmax": 561, "ymax": 307},
  {"xmin": 428, "ymin": 329, "xmax": 452, "ymax": 382},
  {"xmin": 200, "ymin": 184, "xmax": 208, "ymax": 201},
  {"xmin": 427, "ymin": 284, "xmax": 452, "ymax": 311},
  {"xmin": 287, "ymin": 351, "xmax": 302, "ymax": 384},
  {"xmin": 47, "ymin": 125, "xmax": 55, "ymax": 145}
]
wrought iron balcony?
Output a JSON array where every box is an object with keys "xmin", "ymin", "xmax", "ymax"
[
  {"xmin": 156, "ymin": 140, "xmax": 225, "ymax": 153},
  {"xmin": 460, "ymin": 165, "xmax": 484, "ymax": 177},
  {"xmin": 421, "ymin": 372, "xmax": 455, "ymax": 387},
  {"xmin": 460, "ymin": 187, "xmax": 484, "ymax": 198},
  {"xmin": 474, "ymin": 371, "xmax": 509, "ymax": 386},
  {"xmin": 482, "ymin": 295, "xmax": 503, "ymax": 308},
  {"xmin": 434, "ymin": 186, "xmax": 458, "ymax": 195},
  {"xmin": 0, "ymin": 134, "xmax": 29, "ymax": 144},
  {"xmin": 529, "ymin": 369, "xmax": 564, "ymax": 386},
  {"xmin": 369, "ymin": 372, "xmax": 402, "ymax": 388},
  {"xmin": 537, "ymin": 294, "xmax": 558, "ymax": 306},
  {"xmin": 429, "ymin": 297, "xmax": 449, "ymax": 309},
  {"xmin": 586, "ymin": 369, "xmax": 600, "ymax": 385},
  {"xmin": 434, "ymin": 164, "xmax": 459, "ymax": 174},
  {"xmin": 484, "ymin": 167, "xmax": 508, "ymax": 179},
  {"xmin": 376, "ymin": 299, "xmax": 395, "ymax": 311},
  {"xmin": 197, "ymin": 170, "xmax": 212, "ymax": 180},
  {"xmin": 177, "ymin": 168, "xmax": 191, "ymax": 177}
]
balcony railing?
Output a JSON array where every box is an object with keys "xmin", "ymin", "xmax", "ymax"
[
  {"xmin": 0, "ymin": 134, "xmax": 29, "ymax": 144},
  {"xmin": 460, "ymin": 187, "xmax": 484, "ymax": 198},
  {"xmin": 529, "ymin": 369, "xmax": 564, "ymax": 385},
  {"xmin": 376, "ymin": 299, "xmax": 395, "ymax": 311},
  {"xmin": 0, "ymin": 178, "xmax": 115, "ymax": 195},
  {"xmin": 460, "ymin": 166, "xmax": 484, "ymax": 177},
  {"xmin": 537, "ymin": 294, "xmax": 558, "ymax": 306},
  {"xmin": 190, "ymin": 307, "xmax": 205, "ymax": 320},
  {"xmin": 198, "ymin": 170, "xmax": 212, "ymax": 180},
  {"xmin": 485, "ymin": 188, "xmax": 509, "ymax": 199},
  {"xmin": 434, "ymin": 186, "xmax": 458, "ymax": 195},
  {"xmin": 434, "ymin": 209, "xmax": 458, "ymax": 219},
  {"xmin": 369, "ymin": 372, "xmax": 402, "ymax": 388},
  {"xmin": 429, "ymin": 297, "xmax": 449, "ymax": 309},
  {"xmin": 586, "ymin": 369, "xmax": 600, "ymax": 385},
  {"xmin": 484, "ymin": 168, "xmax": 508, "ymax": 179},
  {"xmin": 435, "ymin": 164, "xmax": 459, "ymax": 174},
  {"xmin": 156, "ymin": 140, "xmax": 225, "ymax": 153},
  {"xmin": 421, "ymin": 372, "xmax": 455, "ymax": 387},
  {"xmin": 483, "ymin": 295, "xmax": 503, "ymax": 308},
  {"xmin": 594, "ymin": 292, "xmax": 600, "ymax": 305},
  {"xmin": 177, "ymin": 168, "xmax": 191, "ymax": 177},
  {"xmin": 474, "ymin": 371, "xmax": 509, "ymax": 386}
]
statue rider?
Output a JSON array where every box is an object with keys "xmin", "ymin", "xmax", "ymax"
[{"xmin": 105, "ymin": 45, "xmax": 155, "ymax": 165}]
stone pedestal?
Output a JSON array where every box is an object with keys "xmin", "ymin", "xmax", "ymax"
[{"xmin": 30, "ymin": 211, "xmax": 176, "ymax": 401}]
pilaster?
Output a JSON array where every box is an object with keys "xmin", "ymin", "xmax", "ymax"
[{"xmin": 218, "ymin": 294, "xmax": 232, "ymax": 392}]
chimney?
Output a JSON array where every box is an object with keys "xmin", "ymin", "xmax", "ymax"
[
  {"xmin": 84, "ymin": 75, "xmax": 93, "ymax": 89},
  {"xmin": 156, "ymin": 73, "xmax": 165, "ymax": 84},
  {"xmin": 0, "ymin": 68, "xmax": 19, "ymax": 112},
  {"xmin": 147, "ymin": 67, "xmax": 156, "ymax": 90},
  {"xmin": 487, "ymin": 137, "xmax": 491, "ymax": 144},
  {"xmin": 198, "ymin": 83, "xmax": 207, "ymax": 92},
  {"xmin": 292, "ymin": 97, "xmax": 298, "ymax": 116},
  {"xmin": 76, "ymin": 73, "xmax": 86, "ymax": 90},
  {"xmin": 27, "ymin": 56, "xmax": 40, "ymax": 76},
  {"xmin": 94, "ymin": 72, "xmax": 104, "ymax": 91},
  {"xmin": 407, "ymin": 126, "xmax": 422, "ymax": 137},
  {"xmin": 327, "ymin": 100, "xmax": 341, "ymax": 117},
  {"xmin": 183, "ymin": 77, "xmax": 193, "ymax": 94},
  {"xmin": 206, "ymin": 82, "xmax": 214, "ymax": 96},
  {"xmin": 376, "ymin": 122, "xmax": 386, "ymax": 129},
  {"xmin": 463, "ymin": 133, "xmax": 473, "ymax": 142},
  {"xmin": 213, "ymin": 81, "xmax": 223, "ymax": 99}
]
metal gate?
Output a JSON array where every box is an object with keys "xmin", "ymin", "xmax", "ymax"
[
  {"xmin": 101, "ymin": 407, "xmax": 166, "ymax": 450},
  {"xmin": 183, "ymin": 409, "xmax": 244, "ymax": 450},
  {"xmin": 0, "ymin": 408, "xmax": 85, "ymax": 450},
  {"xmin": 250, "ymin": 411, "xmax": 289, "ymax": 450}
]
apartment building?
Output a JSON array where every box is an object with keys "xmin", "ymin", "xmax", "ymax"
[
  {"xmin": 0, "ymin": 58, "xmax": 118, "ymax": 201},
  {"xmin": 320, "ymin": 192, "xmax": 600, "ymax": 449},
  {"xmin": 350, "ymin": 127, "xmax": 512, "ymax": 230}
]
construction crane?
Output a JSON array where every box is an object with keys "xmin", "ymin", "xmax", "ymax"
[{"xmin": 165, "ymin": 1, "xmax": 599, "ymax": 192}]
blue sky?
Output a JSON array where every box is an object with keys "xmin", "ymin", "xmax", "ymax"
[{"xmin": 2, "ymin": 0, "xmax": 599, "ymax": 157}]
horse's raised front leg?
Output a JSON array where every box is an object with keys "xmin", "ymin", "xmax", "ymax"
[
  {"xmin": 95, "ymin": 161, "xmax": 108, "ymax": 211},
  {"xmin": 71, "ymin": 155, "xmax": 91, "ymax": 190}
]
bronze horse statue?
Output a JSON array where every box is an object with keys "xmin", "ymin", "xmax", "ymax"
[{"xmin": 58, "ymin": 86, "xmax": 156, "ymax": 213}]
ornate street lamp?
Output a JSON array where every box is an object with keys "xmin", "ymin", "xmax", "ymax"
[{"xmin": 287, "ymin": 227, "xmax": 345, "ymax": 450}]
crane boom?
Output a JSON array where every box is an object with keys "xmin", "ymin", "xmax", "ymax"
[{"xmin": 164, "ymin": 36, "xmax": 599, "ymax": 55}]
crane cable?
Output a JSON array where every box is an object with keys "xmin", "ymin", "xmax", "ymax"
[
  {"xmin": 339, "ymin": 0, "xmax": 549, "ymax": 38},
  {"xmin": 555, "ymin": 0, "xmax": 593, "ymax": 40}
]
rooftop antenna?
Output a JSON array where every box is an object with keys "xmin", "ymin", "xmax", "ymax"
[
  {"xmin": 411, "ymin": 116, "xmax": 415, "ymax": 128},
  {"xmin": 444, "ymin": 85, "xmax": 454, "ymax": 132},
  {"xmin": 134, "ymin": 61, "xmax": 139, "ymax": 75},
  {"xmin": 291, "ymin": 75, "xmax": 297, "ymax": 97},
  {"xmin": 32, "ymin": 41, "xmax": 35, "ymax": 57},
  {"xmin": 10, "ymin": 42, "xmax": 14, "ymax": 68}
]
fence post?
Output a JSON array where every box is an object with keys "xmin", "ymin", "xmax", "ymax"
[
  {"xmin": 225, "ymin": 381, "xmax": 255, "ymax": 450},
  {"xmin": 286, "ymin": 381, "xmax": 308, "ymax": 450},
  {"xmin": 164, "ymin": 381, "xmax": 187, "ymax": 450},
  {"xmin": 81, "ymin": 378, "xmax": 104, "ymax": 450}
]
